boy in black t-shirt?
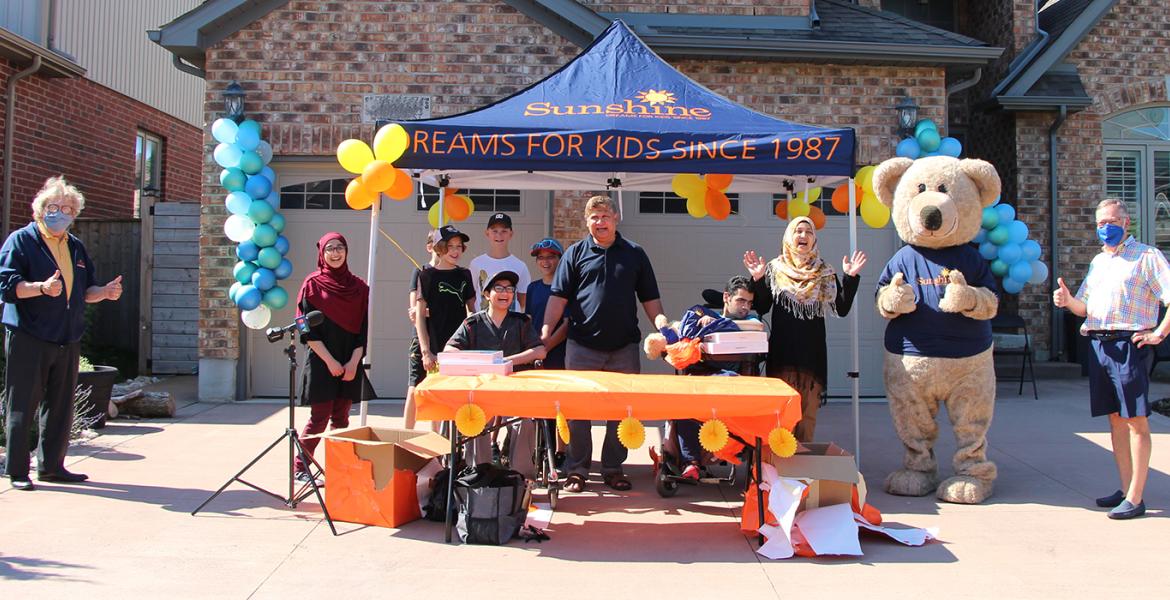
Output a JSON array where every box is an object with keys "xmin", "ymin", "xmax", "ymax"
[
  {"xmin": 404, "ymin": 231, "xmax": 439, "ymax": 429},
  {"xmin": 414, "ymin": 226, "xmax": 475, "ymax": 409}
]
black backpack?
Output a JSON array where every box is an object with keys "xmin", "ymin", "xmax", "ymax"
[{"xmin": 421, "ymin": 467, "xmax": 452, "ymax": 522}]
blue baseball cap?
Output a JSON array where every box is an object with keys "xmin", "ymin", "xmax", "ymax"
[{"xmin": 530, "ymin": 237, "xmax": 564, "ymax": 256}]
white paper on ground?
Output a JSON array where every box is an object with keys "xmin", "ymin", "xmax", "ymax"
[
  {"xmin": 526, "ymin": 502, "xmax": 553, "ymax": 530},
  {"xmin": 854, "ymin": 514, "xmax": 938, "ymax": 546},
  {"xmin": 793, "ymin": 503, "xmax": 863, "ymax": 556},
  {"xmin": 757, "ymin": 524, "xmax": 794, "ymax": 559},
  {"xmin": 415, "ymin": 458, "xmax": 443, "ymax": 513},
  {"xmin": 754, "ymin": 466, "xmax": 806, "ymax": 560}
]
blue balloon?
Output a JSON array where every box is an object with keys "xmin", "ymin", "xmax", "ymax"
[
  {"xmin": 1028, "ymin": 260, "xmax": 1049, "ymax": 284},
  {"xmin": 938, "ymin": 137, "xmax": 962, "ymax": 158},
  {"xmin": 992, "ymin": 194, "xmax": 1001, "ymax": 206},
  {"xmin": 998, "ymin": 242, "xmax": 1022, "ymax": 265},
  {"xmin": 978, "ymin": 241, "xmax": 999, "ymax": 260},
  {"xmin": 914, "ymin": 119, "xmax": 938, "ymax": 137},
  {"xmin": 257, "ymin": 140, "xmax": 273, "ymax": 165},
  {"xmin": 917, "ymin": 128, "xmax": 941, "ymax": 153},
  {"xmin": 244, "ymin": 174, "xmax": 272, "ymax": 199},
  {"xmin": 247, "ymin": 199, "xmax": 274, "ymax": 224},
  {"xmin": 262, "ymin": 286, "xmax": 289, "ymax": 310},
  {"xmin": 220, "ymin": 168, "xmax": 247, "ymax": 192},
  {"xmin": 213, "ymin": 143, "xmax": 243, "ymax": 169},
  {"xmin": 225, "ymin": 191, "xmax": 252, "ymax": 216},
  {"xmin": 988, "ymin": 224, "xmax": 1010, "ymax": 246},
  {"xmin": 1021, "ymin": 239, "xmax": 1042, "ymax": 262},
  {"xmin": 236, "ymin": 285, "xmax": 262, "ymax": 310},
  {"xmin": 1008, "ymin": 220, "xmax": 1029, "ymax": 244},
  {"xmin": 251, "ymin": 267, "xmax": 276, "ymax": 291},
  {"xmin": 981, "ymin": 206, "xmax": 999, "ymax": 230},
  {"xmin": 252, "ymin": 223, "xmax": 278, "ymax": 247},
  {"xmin": 235, "ymin": 119, "xmax": 262, "ymax": 151},
  {"xmin": 211, "ymin": 118, "xmax": 238, "ymax": 145},
  {"xmin": 268, "ymin": 212, "xmax": 286, "ymax": 233},
  {"xmin": 1001, "ymin": 276, "xmax": 1024, "ymax": 295},
  {"xmin": 973, "ymin": 229, "xmax": 987, "ymax": 245},
  {"xmin": 239, "ymin": 151, "xmax": 264, "ymax": 175},
  {"xmin": 265, "ymin": 191, "xmax": 281, "ymax": 210},
  {"xmin": 1009, "ymin": 261, "xmax": 1033, "ymax": 283},
  {"xmin": 990, "ymin": 259, "xmax": 1009, "ymax": 277},
  {"xmin": 260, "ymin": 166, "xmax": 276, "ymax": 184},
  {"xmin": 995, "ymin": 203, "xmax": 1016, "ymax": 223},
  {"xmin": 896, "ymin": 137, "xmax": 921, "ymax": 160},
  {"xmin": 233, "ymin": 261, "xmax": 257, "ymax": 285},
  {"xmin": 274, "ymin": 258, "xmax": 293, "ymax": 280},
  {"xmin": 273, "ymin": 235, "xmax": 290, "ymax": 255},
  {"xmin": 257, "ymin": 247, "xmax": 283, "ymax": 270},
  {"xmin": 236, "ymin": 240, "xmax": 259, "ymax": 262},
  {"xmin": 229, "ymin": 281, "xmax": 242, "ymax": 303}
]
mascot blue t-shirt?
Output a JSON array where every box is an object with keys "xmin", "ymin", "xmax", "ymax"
[{"xmin": 876, "ymin": 244, "xmax": 998, "ymax": 358}]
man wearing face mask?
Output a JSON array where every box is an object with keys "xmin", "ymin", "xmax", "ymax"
[
  {"xmin": 0, "ymin": 176, "xmax": 124, "ymax": 491},
  {"xmin": 1054, "ymin": 198, "xmax": 1170, "ymax": 520}
]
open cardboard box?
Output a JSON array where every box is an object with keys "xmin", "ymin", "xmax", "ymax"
[
  {"xmin": 768, "ymin": 442, "xmax": 861, "ymax": 511},
  {"xmin": 316, "ymin": 426, "xmax": 450, "ymax": 528}
]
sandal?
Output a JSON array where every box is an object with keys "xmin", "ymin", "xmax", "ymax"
[
  {"xmin": 563, "ymin": 473, "xmax": 586, "ymax": 493},
  {"xmin": 603, "ymin": 472, "xmax": 632, "ymax": 491}
]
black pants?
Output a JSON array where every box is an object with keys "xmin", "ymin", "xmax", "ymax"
[{"xmin": 3, "ymin": 329, "xmax": 80, "ymax": 479}]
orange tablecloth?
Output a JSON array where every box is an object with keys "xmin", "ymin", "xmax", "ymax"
[{"xmin": 415, "ymin": 370, "xmax": 801, "ymax": 440}]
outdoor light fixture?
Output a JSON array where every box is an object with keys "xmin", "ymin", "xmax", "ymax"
[
  {"xmin": 896, "ymin": 95, "xmax": 919, "ymax": 137},
  {"xmin": 222, "ymin": 81, "xmax": 245, "ymax": 122}
]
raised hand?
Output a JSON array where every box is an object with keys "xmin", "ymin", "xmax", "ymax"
[
  {"xmin": 743, "ymin": 250, "xmax": 767, "ymax": 280},
  {"xmin": 842, "ymin": 250, "xmax": 868, "ymax": 277},
  {"xmin": 1052, "ymin": 277, "xmax": 1071, "ymax": 308},
  {"xmin": 104, "ymin": 275, "xmax": 123, "ymax": 301},
  {"xmin": 42, "ymin": 270, "xmax": 63, "ymax": 297}
]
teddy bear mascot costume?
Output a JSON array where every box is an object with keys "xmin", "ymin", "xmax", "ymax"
[{"xmin": 871, "ymin": 155, "xmax": 1002, "ymax": 504}]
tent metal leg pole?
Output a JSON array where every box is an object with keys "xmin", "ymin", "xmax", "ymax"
[
  {"xmin": 361, "ymin": 195, "xmax": 381, "ymax": 426},
  {"xmin": 848, "ymin": 178, "xmax": 861, "ymax": 468}
]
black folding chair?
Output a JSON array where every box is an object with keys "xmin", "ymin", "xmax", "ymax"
[{"xmin": 991, "ymin": 315, "xmax": 1038, "ymax": 399}]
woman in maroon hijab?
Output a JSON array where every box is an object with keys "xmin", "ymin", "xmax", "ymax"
[{"xmin": 293, "ymin": 232, "xmax": 371, "ymax": 483}]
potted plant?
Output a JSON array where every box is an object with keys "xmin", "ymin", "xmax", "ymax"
[{"xmin": 76, "ymin": 356, "xmax": 118, "ymax": 428}]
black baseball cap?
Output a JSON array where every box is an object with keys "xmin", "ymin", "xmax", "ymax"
[
  {"xmin": 432, "ymin": 225, "xmax": 470, "ymax": 245},
  {"xmin": 483, "ymin": 270, "xmax": 519, "ymax": 294},
  {"xmin": 486, "ymin": 213, "xmax": 512, "ymax": 229}
]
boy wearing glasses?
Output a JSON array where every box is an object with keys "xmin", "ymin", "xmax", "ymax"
[{"xmin": 444, "ymin": 270, "xmax": 546, "ymax": 474}]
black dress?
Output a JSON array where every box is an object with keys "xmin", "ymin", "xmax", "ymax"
[
  {"xmin": 299, "ymin": 297, "xmax": 372, "ymax": 405},
  {"xmin": 750, "ymin": 271, "xmax": 860, "ymax": 387}
]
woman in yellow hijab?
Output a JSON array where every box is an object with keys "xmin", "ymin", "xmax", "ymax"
[{"xmin": 743, "ymin": 216, "xmax": 867, "ymax": 442}]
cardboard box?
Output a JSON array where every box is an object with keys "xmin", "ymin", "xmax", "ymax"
[
  {"xmin": 768, "ymin": 442, "xmax": 859, "ymax": 511},
  {"xmin": 438, "ymin": 360, "xmax": 513, "ymax": 376},
  {"xmin": 701, "ymin": 340, "xmax": 768, "ymax": 354},
  {"xmin": 437, "ymin": 350, "xmax": 503, "ymax": 364},
  {"xmin": 317, "ymin": 426, "xmax": 450, "ymax": 528},
  {"xmin": 703, "ymin": 331, "xmax": 768, "ymax": 344}
]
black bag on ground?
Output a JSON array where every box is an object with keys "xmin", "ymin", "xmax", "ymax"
[
  {"xmin": 454, "ymin": 463, "xmax": 530, "ymax": 545},
  {"xmin": 421, "ymin": 467, "xmax": 452, "ymax": 522}
]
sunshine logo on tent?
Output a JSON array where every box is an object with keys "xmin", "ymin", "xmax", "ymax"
[{"xmin": 523, "ymin": 89, "xmax": 710, "ymax": 120}]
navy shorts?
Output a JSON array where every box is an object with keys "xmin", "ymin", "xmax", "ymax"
[{"xmin": 1087, "ymin": 337, "xmax": 1154, "ymax": 418}]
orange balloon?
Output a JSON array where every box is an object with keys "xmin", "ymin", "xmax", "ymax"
[
  {"xmin": 808, "ymin": 205, "xmax": 826, "ymax": 229},
  {"xmin": 362, "ymin": 160, "xmax": 396, "ymax": 192},
  {"xmin": 705, "ymin": 188, "xmax": 731, "ymax": 220},
  {"xmin": 445, "ymin": 194, "xmax": 471, "ymax": 221},
  {"xmin": 831, "ymin": 185, "xmax": 861, "ymax": 214},
  {"xmin": 705, "ymin": 173, "xmax": 733, "ymax": 191},
  {"xmin": 345, "ymin": 178, "xmax": 376, "ymax": 210},
  {"xmin": 386, "ymin": 168, "xmax": 414, "ymax": 200},
  {"xmin": 774, "ymin": 200, "xmax": 788, "ymax": 219},
  {"xmin": 444, "ymin": 187, "xmax": 459, "ymax": 196}
]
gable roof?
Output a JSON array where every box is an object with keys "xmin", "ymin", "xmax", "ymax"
[{"xmin": 147, "ymin": 0, "xmax": 290, "ymax": 72}]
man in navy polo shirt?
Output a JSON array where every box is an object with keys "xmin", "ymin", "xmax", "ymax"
[{"xmin": 541, "ymin": 195, "xmax": 668, "ymax": 493}]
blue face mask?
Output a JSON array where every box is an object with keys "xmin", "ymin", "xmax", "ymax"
[
  {"xmin": 42, "ymin": 211, "xmax": 73, "ymax": 234},
  {"xmin": 1097, "ymin": 223, "xmax": 1125, "ymax": 246}
]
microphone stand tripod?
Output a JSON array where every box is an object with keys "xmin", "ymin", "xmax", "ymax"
[{"xmin": 192, "ymin": 334, "xmax": 338, "ymax": 536}]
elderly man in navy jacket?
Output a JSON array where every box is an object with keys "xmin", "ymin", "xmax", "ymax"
[{"xmin": 0, "ymin": 176, "xmax": 123, "ymax": 491}]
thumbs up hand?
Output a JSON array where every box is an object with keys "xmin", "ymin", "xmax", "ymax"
[
  {"xmin": 41, "ymin": 270, "xmax": 63, "ymax": 297},
  {"xmin": 939, "ymin": 269, "xmax": 977, "ymax": 314},
  {"xmin": 878, "ymin": 272, "xmax": 917, "ymax": 317},
  {"xmin": 104, "ymin": 275, "xmax": 123, "ymax": 301},
  {"xmin": 1052, "ymin": 277, "xmax": 1071, "ymax": 308}
]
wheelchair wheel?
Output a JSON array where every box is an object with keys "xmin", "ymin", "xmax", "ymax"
[
  {"xmin": 655, "ymin": 470, "xmax": 679, "ymax": 497},
  {"xmin": 548, "ymin": 485, "xmax": 559, "ymax": 510}
]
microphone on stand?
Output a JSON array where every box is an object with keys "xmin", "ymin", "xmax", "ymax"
[{"xmin": 265, "ymin": 310, "xmax": 324, "ymax": 343}]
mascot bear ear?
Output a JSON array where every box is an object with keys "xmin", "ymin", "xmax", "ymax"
[
  {"xmin": 872, "ymin": 157, "xmax": 914, "ymax": 208},
  {"xmin": 958, "ymin": 158, "xmax": 1002, "ymax": 207}
]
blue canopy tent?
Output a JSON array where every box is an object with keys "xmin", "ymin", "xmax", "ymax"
[{"xmin": 365, "ymin": 21, "xmax": 867, "ymax": 462}]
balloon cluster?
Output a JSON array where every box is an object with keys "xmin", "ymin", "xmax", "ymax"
[
  {"xmin": 773, "ymin": 165, "xmax": 890, "ymax": 229},
  {"xmin": 337, "ymin": 123, "xmax": 414, "ymax": 209},
  {"xmin": 427, "ymin": 188, "xmax": 475, "ymax": 228},
  {"xmin": 212, "ymin": 118, "xmax": 291, "ymax": 330},
  {"xmin": 973, "ymin": 199, "xmax": 1049, "ymax": 294},
  {"xmin": 670, "ymin": 173, "xmax": 734, "ymax": 220},
  {"xmin": 774, "ymin": 185, "xmax": 826, "ymax": 229},
  {"xmin": 895, "ymin": 119, "xmax": 963, "ymax": 160}
]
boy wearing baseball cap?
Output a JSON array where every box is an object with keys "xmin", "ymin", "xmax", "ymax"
[{"xmin": 468, "ymin": 212, "xmax": 531, "ymax": 313}]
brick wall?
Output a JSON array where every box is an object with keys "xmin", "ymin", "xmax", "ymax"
[
  {"xmin": 580, "ymin": 1, "xmax": 811, "ymax": 16},
  {"xmin": 198, "ymin": 0, "xmax": 946, "ymax": 361},
  {"xmin": 0, "ymin": 58, "xmax": 202, "ymax": 224}
]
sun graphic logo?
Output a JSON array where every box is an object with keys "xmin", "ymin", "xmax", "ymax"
[{"xmin": 634, "ymin": 89, "xmax": 676, "ymax": 106}]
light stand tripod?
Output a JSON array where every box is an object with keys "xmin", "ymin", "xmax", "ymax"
[{"xmin": 192, "ymin": 329, "xmax": 338, "ymax": 536}]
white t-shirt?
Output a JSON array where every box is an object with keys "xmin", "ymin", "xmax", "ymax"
[{"xmin": 468, "ymin": 253, "xmax": 532, "ymax": 311}]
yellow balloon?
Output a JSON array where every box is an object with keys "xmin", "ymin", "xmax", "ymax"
[
  {"xmin": 672, "ymin": 174, "xmax": 705, "ymax": 200},
  {"xmin": 699, "ymin": 419, "xmax": 729, "ymax": 452},
  {"xmin": 686, "ymin": 193, "xmax": 708, "ymax": 218},
  {"xmin": 860, "ymin": 197, "xmax": 891, "ymax": 228},
  {"xmin": 556, "ymin": 412, "xmax": 571, "ymax": 444},
  {"xmin": 617, "ymin": 416, "xmax": 645, "ymax": 450},
  {"xmin": 788, "ymin": 197, "xmax": 811, "ymax": 218},
  {"xmin": 337, "ymin": 139, "xmax": 374, "ymax": 174},
  {"xmin": 768, "ymin": 427, "xmax": 797, "ymax": 458},
  {"xmin": 373, "ymin": 123, "xmax": 409, "ymax": 163},
  {"xmin": 794, "ymin": 187, "xmax": 822, "ymax": 204},
  {"xmin": 455, "ymin": 403, "xmax": 487, "ymax": 437},
  {"xmin": 428, "ymin": 203, "xmax": 442, "ymax": 228},
  {"xmin": 856, "ymin": 165, "xmax": 876, "ymax": 195}
]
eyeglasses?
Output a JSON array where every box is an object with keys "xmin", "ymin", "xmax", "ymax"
[
  {"xmin": 45, "ymin": 204, "xmax": 76, "ymax": 216},
  {"xmin": 323, "ymin": 245, "xmax": 347, "ymax": 253},
  {"xmin": 491, "ymin": 285, "xmax": 516, "ymax": 294}
]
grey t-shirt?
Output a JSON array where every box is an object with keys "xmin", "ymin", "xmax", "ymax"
[{"xmin": 445, "ymin": 310, "xmax": 543, "ymax": 363}]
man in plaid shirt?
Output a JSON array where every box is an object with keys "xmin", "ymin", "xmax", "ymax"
[{"xmin": 1054, "ymin": 198, "xmax": 1170, "ymax": 520}]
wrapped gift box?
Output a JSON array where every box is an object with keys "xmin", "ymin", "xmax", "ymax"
[
  {"xmin": 438, "ymin": 360, "xmax": 514, "ymax": 376},
  {"xmin": 437, "ymin": 350, "xmax": 503, "ymax": 364}
]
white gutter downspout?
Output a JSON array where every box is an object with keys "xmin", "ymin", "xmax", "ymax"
[{"xmin": 3, "ymin": 55, "xmax": 43, "ymax": 238}]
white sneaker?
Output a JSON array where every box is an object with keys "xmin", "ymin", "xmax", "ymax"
[{"xmin": 294, "ymin": 470, "xmax": 324, "ymax": 487}]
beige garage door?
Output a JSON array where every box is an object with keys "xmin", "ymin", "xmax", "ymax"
[
  {"xmin": 617, "ymin": 191, "xmax": 898, "ymax": 398},
  {"xmin": 246, "ymin": 161, "xmax": 548, "ymax": 398}
]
